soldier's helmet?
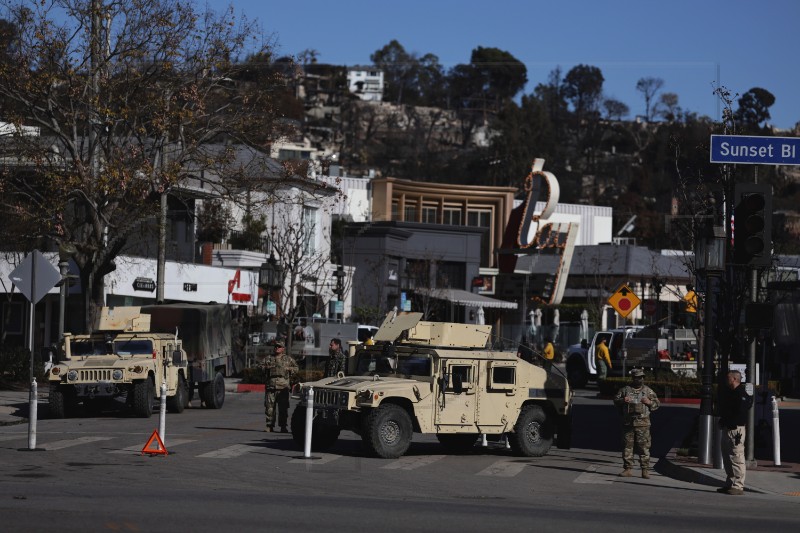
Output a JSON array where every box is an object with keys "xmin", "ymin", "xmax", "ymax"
[
  {"xmin": 630, "ymin": 368, "xmax": 644, "ymax": 378},
  {"xmin": 274, "ymin": 339, "xmax": 285, "ymax": 348}
]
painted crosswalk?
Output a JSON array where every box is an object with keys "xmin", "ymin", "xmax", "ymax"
[
  {"xmin": 574, "ymin": 464, "xmax": 615, "ymax": 484},
  {"xmin": 196, "ymin": 443, "xmax": 262, "ymax": 459},
  {"xmin": 476, "ymin": 460, "xmax": 529, "ymax": 477},
  {"xmin": 2, "ymin": 431, "xmax": 611, "ymax": 482},
  {"xmin": 382, "ymin": 454, "xmax": 446, "ymax": 470},
  {"xmin": 39, "ymin": 436, "xmax": 115, "ymax": 451},
  {"xmin": 108, "ymin": 438, "xmax": 196, "ymax": 454}
]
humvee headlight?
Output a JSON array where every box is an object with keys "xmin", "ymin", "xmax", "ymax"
[
  {"xmin": 67, "ymin": 370, "xmax": 78, "ymax": 382},
  {"xmin": 112, "ymin": 369, "xmax": 123, "ymax": 380}
]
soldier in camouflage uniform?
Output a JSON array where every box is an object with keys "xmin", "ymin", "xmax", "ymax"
[
  {"xmin": 613, "ymin": 368, "xmax": 660, "ymax": 478},
  {"xmin": 264, "ymin": 340, "xmax": 298, "ymax": 433}
]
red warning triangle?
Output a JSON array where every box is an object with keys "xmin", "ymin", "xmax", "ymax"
[{"xmin": 141, "ymin": 429, "xmax": 168, "ymax": 456}]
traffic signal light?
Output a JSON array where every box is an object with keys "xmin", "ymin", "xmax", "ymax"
[{"xmin": 733, "ymin": 183, "xmax": 772, "ymax": 267}]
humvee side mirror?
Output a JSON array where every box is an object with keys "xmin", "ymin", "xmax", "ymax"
[
  {"xmin": 452, "ymin": 374, "xmax": 463, "ymax": 395},
  {"xmin": 172, "ymin": 350, "xmax": 183, "ymax": 365}
]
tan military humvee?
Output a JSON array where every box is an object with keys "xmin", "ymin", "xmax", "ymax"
[
  {"xmin": 47, "ymin": 307, "xmax": 189, "ymax": 418},
  {"xmin": 291, "ymin": 311, "xmax": 573, "ymax": 459}
]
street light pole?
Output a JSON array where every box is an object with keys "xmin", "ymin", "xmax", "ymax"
[{"xmin": 696, "ymin": 225, "xmax": 726, "ymax": 465}]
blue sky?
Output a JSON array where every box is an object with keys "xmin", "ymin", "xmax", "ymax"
[{"xmin": 230, "ymin": 0, "xmax": 800, "ymax": 130}]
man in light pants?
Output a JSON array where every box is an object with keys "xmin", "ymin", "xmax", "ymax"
[{"xmin": 717, "ymin": 370, "xmax": 753, "ymax": 495}]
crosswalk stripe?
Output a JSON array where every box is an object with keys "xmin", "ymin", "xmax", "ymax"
[
  {"xmin": 108, "ymin": 438, "xmax": 196, "ymax": 454},
  {"xmin": 289, "ymin": 452, "xmax": 340, "ymax": 464},
  {"xmin": 574, "ymin": 464, "xmax": 614, "ymax": 484},
  {"xmin": 476, "ymin": 460, "xmax": 528, "ymax": 477},
  {"xmin": 39, "ymin": 436, "xmax": 115, "ymax": 450},
  {"xmin": 382, "ymin": 455, "xmax": 447, "ymax": 470},
  {"xmin": 196, "ymin": 443, "xmax": 259, "ymax": 458}
]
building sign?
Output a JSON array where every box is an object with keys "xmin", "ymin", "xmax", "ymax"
[
  {"xmin": 132, "ymin": 277, "xmax": 156, "ymax": 292},
  {"xmin": 498, "ymin": 158, "xmax": 579, "ymax": 305},
  {"xmin": 227, "ymin": 270, "xmax": 251, "ymax": 303},
  {"xmin": 183, "ymin": 283, "xmax": 198, "ymax": 292}
]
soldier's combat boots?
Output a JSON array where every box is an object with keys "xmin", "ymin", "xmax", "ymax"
[
  {"xmin": 619, "ymin": 469, "xmax": 633, "ymax": 477},
  {"xmin": 641, "ymin": 469, "xmax": 650, "ymax": 479}
]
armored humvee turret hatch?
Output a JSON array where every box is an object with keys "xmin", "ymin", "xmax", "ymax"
[{"xmin": 291, "ymin": 311, "xmax": 573, "ymax": 459}]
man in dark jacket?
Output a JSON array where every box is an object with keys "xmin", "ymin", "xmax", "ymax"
[{"xmin": 717, "ymin": 369, "xmax": 754, "ymax": 495}]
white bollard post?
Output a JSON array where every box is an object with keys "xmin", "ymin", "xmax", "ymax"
[
  {"xmin": 159, "ymin": 382, "xmax": 167, "ymax": 447},
  {"xmin": 28, "ymin": 378, "xmax": 37, "ymax": 450},
  {"xmin": 481, "ymin": 433, "xmax": 488, "ymax": 447},
  {"xmin": 504, "ymin": 434, "xmax": 511, "ymax": 450},
  {"xmin": 771, "ymin": 396, "xmax": 781, "ymax": 466},
  {"xmin": 304, "ymin": 387, "xmax": 314, "ymax": 458}
]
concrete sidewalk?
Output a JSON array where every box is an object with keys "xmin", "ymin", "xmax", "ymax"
[{"xmin": 2, "ymin": 380, "xmax": 799, "ymax": 498}]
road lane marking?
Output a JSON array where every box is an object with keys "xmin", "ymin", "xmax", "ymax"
[
  {"xmin": 476, "ymin": 460, "xmax": 528, "ymax": 477},
  {"xmin": 574, "ymin": 464, "xmax": 614, "ymax": 484},
  {"xmin": 108, "ymin": 438, "xmax": 196, "ymax": 454},
  {"xmin": 39, "ymin": 436, "xmax": 115, "ymax": 450},
  {"xmin": 382, "ymin": 455, "xmax": 446, "ymax": 470},
  {"xmin": 197, "ymin": 444, "xmax": 259, "ymax": 458}
]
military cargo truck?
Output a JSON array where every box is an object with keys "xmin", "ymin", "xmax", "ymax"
[
  {"xmin": 46, "ymin": 304, "xmax": 232, "ymax": 418},
  {"xmin": 142, "ymin": 304, "xmax": 233, "ymax": 409},
  {"xmin": 291, "ymin": 311, "xmax": 573, "ymax": 459}
]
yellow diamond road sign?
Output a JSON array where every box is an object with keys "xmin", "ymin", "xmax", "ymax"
[{"xmin": 608, "ymin": 284, "xmax": 641, "ymax": 318}]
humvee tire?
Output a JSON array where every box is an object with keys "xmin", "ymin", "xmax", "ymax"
[
  {"xmin": 363, "ymin": 404, "xmax": 412, "ymax": 459},
  {"xmin": 49, "ymin": 385, "xmax": 75, "ymax": 419},
  {"xmin": 291, "ymin": 407, "xmax": 340, "ymax": 451},
  {"xmin": 509, "ymin": 405, "xmax": 553, "ymax": 457},
  {"xmin": 167, "ymin": 374, "xmax": 187, "ymax": 413},
  {"xmin": 132, "ymin": 377, "xmax": 154, "ymax": 418},
  {"xmin": 437, "ymin": 433, "xmax": 479, "ymax": 454}
]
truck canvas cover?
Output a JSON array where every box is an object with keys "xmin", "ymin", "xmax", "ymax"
[{"xmin": 142, "ymin": 304, "xmax": 232, "ymax": 364}]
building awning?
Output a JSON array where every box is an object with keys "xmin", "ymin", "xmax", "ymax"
[{"xmin": 417, "ymin": 288, "xmax": 518, "ymax": 310}]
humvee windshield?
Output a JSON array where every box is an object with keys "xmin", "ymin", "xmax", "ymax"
[
  {"xmin": 114, "ymin": 339, "xmax": 154, "ymax": 356},
  {"xmin": 354, "ymin": 351, "xmax": 432, "ymax": 378},
  {"xmin": 70, "ymin": 339, "xmax": 106, "ymax": 356}
]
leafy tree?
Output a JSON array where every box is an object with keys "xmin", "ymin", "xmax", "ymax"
[
  {"xmin": 468, "ymin": 46, "xmax": 527, "ymax": 112},
  {"xmin": 488, "ymin": 96, "xmax": 554, "ymax": 186},
  {"xmin": 603, "ymin": 98, "xmax": 630, "ymax": 121},
  {"xmin": 0, "ymin": 0, "xmax": 285, "ymax": 330},
  {"xmin": 734, "ymin": 87, "xmax": 775, "ymax": 131},
  {"xmin": 370, "ymin": 40, "xmax": 416, "ymax": 105},
  {"xmin": 196, "ymin": 200, "xmax": 232, "ymax": 243},
  {"xmin": 654, "ymin": 92, "xmax": 681, "ymax": 122},
  {"xmin": 561, "ymin": 64, "xmax": 604, "ymax": 119},
  {"xmin": 635, "ymin": 77, "xmax": 664, "ymax": 122},
  {"xmin": 371, "ymin": 41, "xmax": 446, "ymax": 107}
]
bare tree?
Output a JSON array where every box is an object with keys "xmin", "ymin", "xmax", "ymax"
[
  {"xmin": 636, "ymin": 77, "xmax": 664, "ymax": 122},
  {"xmin": 0, "ymin": 0, "xmax": 287, "ymax": 330}
]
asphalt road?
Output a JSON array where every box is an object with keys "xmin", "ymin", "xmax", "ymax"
[{"xmin": 0, "ymin": 389, "xmax": 798, "ymax": 532}]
